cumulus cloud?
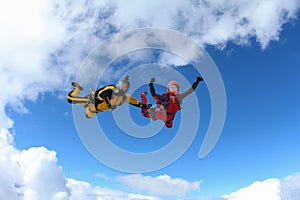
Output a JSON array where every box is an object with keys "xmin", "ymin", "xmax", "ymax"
[
  {"xmin": 279, "ymin": 173, "xmax": 300, "ymax": 200},
  {"xmin": 18, "ymin": 147, "xmax": 70, "ymax": 200},
  {"xmin": 0, "ymin": 0, "xmax": 73, "ymax": 129},
  {"xmin": 220, "ymin": 174, "xmax": 300, "ymax": 200},
  {"xmin": 186, "ymin": 175, "xmax": 300, "ymax": 200},
  {"xmin": 117, "ymin": 174, "xmax": 201, "ymax": 196},
  {"xmin": 222, "ymin": 178, "xmax": 281, "ymax": 200},
  {"xmin": 0, "ymin": 129, "xmax": 162, "ymax": 200},
  {"xmin": 0, "ymin": 129, "xmax": 70, "ymax": 200}
]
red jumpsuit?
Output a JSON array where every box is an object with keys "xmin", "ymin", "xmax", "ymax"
[{"xmin": 141, "ymin": 78, "xmax": 202, "ymax": 128}]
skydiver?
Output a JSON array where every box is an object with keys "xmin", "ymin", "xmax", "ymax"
[
  {"xmin": 67, "ymin": 76, "xmax": 152, "ymax": 118},
  {"xmin": 140, "ymin": 76, "xmax": 203, "ymax": 128}
]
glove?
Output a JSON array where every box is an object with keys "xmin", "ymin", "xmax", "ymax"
[
  {"xmin": 150, "ymin": 78, "xmax": 155, "ymax": 84},
  {"xmin": 196, "ymin": 76, "xmax": 203, "ymax": 83},
  {"xmin": 140, "ymin": 103, "xmax": 152, "ymax": 109}
]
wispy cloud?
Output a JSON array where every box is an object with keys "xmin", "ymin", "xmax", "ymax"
[
  {"xmin": 94, "ymin": 173, "xmax": 111, "ymax": 181},
  {"xmin": 66, "ymin": 178, "xmax": 161, "ymax": 200},
  {"xmin": 117, "ymin": 174, "xmax": 201, "ymax": 196}
]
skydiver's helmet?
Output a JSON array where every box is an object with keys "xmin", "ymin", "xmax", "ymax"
[
  {"xmin": 167, "ymin": 80, "xmax": 179, "ymax": 94},
  {"xmin": 115, "ymin": 75, "xmax": 130, "ymax": 95}
]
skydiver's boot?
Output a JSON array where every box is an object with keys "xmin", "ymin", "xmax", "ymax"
[
  {"xmin": 165, "ymin": 120, "xmax": 173, "ymax": 128},
  {"xmin": 72, "ymin": 82, "xmax": 84, "ymax": 90},
  {"xmin": 140, "ymin": 91, "xmax": 147, "ymax": 96}
]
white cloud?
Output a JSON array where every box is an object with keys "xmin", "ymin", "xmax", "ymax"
[
  {"xmin": 0, "ymin": 129, "xmax": 70, "ymax": 200},
  {"xmin": 0, "ymin": 0, "xmax": 299, "ymax": 129},
  {"xmin": 117, "ymin": 174, "xmax": 201, "ymax": 196},
  {"xmin": 95, "ymin": 173, "xmax": 111, "ymax": 181},
  {"xmin": 128, "ymin": 193, "xmax": 161, "ymax": 200},
  {"xmin": 67, "ymin": 178, "xmax": 162, "ymax": 200},
  {"xmin": 1, "ymin": 128, "xmax": 197, "ymax": 199},
  {"xmin": 220, "ymin": 174, "xmax": 300, "ymax": 200},
  {"xmin": 111, "ymin": 0, "xmax": 183, "ymax": 29},
  {"xmin": 18, "ymin": 147, "xmax": 70, "ymax": 200},
  {"xmin": 110, "ymin": 0, "xmax": 300, "ymax": 49},
  {"xmin": 66, "ymin": 178, "xmax": 126, "ymax": 200},
  {"xmin": 222, "ymin": 178, "xmax": 281, "ymax": 200},
  {"xmin": 0, "ymin": 129, "xmax": 21, "ymax": 200},
  {"xmin": 0, "ymin": 0, "xmax": 71, "ymax": 129},
  {"xmin": 280, "ymin": 173, "xmax": 300, "ymax": 200},
  {"xmin": 0, "ymin": 129, "xmax": 161, "ymax": 200},
  {"xmin": 158, "ymin": 52, "xmax": 189, "ymax": 67}
]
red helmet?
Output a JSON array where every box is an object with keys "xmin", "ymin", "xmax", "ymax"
[{"xmin": 167, "ymin": 80, "xmax": 179, "ymax": 94}]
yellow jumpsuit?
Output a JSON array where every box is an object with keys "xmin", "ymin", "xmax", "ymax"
[{"xmin": 68, "ymin": 85, "xmax": 141, "ymax": 118}]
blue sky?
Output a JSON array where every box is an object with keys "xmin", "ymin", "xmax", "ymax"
[{"xmin": 1, "ymin": 0, "xmax": 300, "ymax": 200}]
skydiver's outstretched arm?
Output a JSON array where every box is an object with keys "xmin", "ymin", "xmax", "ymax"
[
  {"xmin": 125, "ymin": 94, "xmax": 152, "ymax": 108},
  {"xmin": 149, "ymin": 78, "xmax": 166, "ymax": 102},
  {"xmin": 180, "ymin": 76, "xmax": 203, "ymax": 99}
]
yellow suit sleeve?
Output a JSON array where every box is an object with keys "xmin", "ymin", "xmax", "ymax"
[{"xmin": 125, "ymin": 94, "xmax": 140, "ymax": 106}]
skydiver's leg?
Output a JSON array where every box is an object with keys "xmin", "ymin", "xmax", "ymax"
[
  {"xmin": 67, "ymin": 82, "xmax": 90, "ymax": 107},
  {"xmin": 140, "ymin": 92, "xmax": 151, "ymax": 118},
  {"xmin": 85, "ymin": 104, "xmax": 98, "ymax": 118}
]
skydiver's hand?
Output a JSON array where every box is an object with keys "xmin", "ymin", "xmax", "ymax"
[
  {"xmin": 150, "ymin": 78, "xmax": 155, "ymax": 83},
  {"xmin": 140, "ymin": 103, "xmax": 152, "ymax": 109},
  {"xmin": 196, "ymin": 76, "xmax": 203, "ymax": 83}
]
